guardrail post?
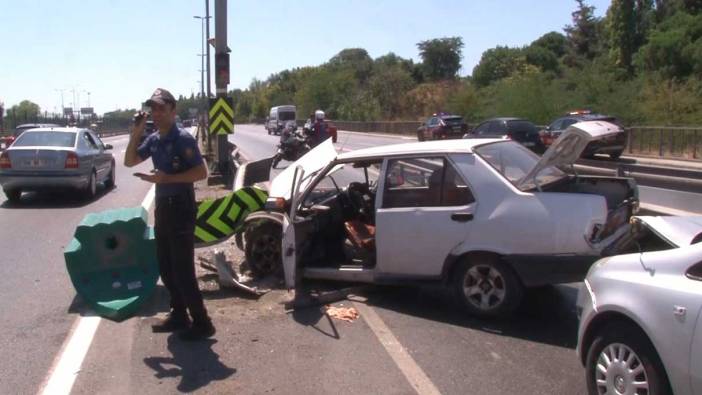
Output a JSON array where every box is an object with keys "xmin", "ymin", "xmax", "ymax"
[{"xmin": 658, "ymin": 129, "xmax": 664, "ymax": 157}]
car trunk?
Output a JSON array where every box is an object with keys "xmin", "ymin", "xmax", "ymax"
[
  {"xmin": 6, "ymin": 148, "xmax": 72, "ymax": 172},
  {"xmin": 540, "ymin": 175, "xmax": 638, "ymax": 242}
]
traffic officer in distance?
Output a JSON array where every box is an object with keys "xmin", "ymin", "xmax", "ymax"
[{"xmin": 124, "ymin": 88, "xmax": 215, "ymax": 341}]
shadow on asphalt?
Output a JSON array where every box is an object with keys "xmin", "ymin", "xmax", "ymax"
[
  {"xmin": 67, "ymin": 285, "xmax": 172, "ymax": 319},
  {"xmin": 143, "ymin": 335, "xmax": 236, "ymax": 393},
  {"xmin": 0, "ymin": 184, "xmax": 115, "ymax": 209},
  {"xmin": 290, "ymin": 305, "xmax": 340, "ymax": 340},
  {"xmin": 362, "ymin": 283, "xmax": 580, "ymax": 350}
]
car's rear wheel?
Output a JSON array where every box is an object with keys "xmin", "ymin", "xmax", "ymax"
[
  {"xmin": 4, "ymin": 189, "xmax": 21, "ymax": 203},
  {"xmin": 104, "ymin": 161, "xmax": 116, "ymax": 189},
  {"xmin": 84, "ymin": 170, "xmax": 97, "ymax": 200},
  {"xmin": 585, "ymin": 322, "xmax": 671, "ymax": 395},
  {"xmin": 452, "ymin": 257, "xmax": 523, "ymax": 317},
  {"xmin": 244, "ymin": 221, "xmax": 283, "ymax": 277},
  {"xmin": 417, "ymin": 130, "xmax": 425, "ymax": 142}
]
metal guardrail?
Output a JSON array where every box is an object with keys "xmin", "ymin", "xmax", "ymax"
[{"xmin": 626, "ymin": 127, "xmax": 701, "ymax": 161}]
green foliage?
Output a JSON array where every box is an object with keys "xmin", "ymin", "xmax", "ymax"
[
  {"xmin": 472, "ymin": 46, "xmax": 526, "ymax": 87},
  {"xmin": 416, "ymin": 37, "xmax": 464, "ymax": 81},
  {"xmin": 9, "ymin": 100, "xmax": 41, "ymax": 119}
]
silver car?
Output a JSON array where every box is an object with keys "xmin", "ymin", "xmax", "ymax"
[
  {"xmin": 577, "ymin": 216, "xmax": 702, "ymax": 395},
  {"xmin": 0, "ymin": 127, "xmax": 115, "ymax": 202}
]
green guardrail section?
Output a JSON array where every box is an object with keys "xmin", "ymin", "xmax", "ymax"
[{"xmin": 64, "ymin": 207, "xmax": 158, "ymax": 321}]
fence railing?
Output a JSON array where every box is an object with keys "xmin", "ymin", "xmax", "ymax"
[
  {"xmin": 626, "ymin": 127, "xmax": 701, "ymax": 161},
  {"xmin": 1, "ymin": 114, "xmax": 131, "ymax": 136}
]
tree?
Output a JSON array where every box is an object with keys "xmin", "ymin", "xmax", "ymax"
[
  {"xmin": 328, "ymin": 48, "xmax": 374, "ymax": 83},
  {"xmin": 531, "ymin": 32, "xmax": 568, "ymax": 57},
  {"xmin": 416, "ymin": 37, "xmax": 464, "ymax": 81},
  {"xmin": 524, "ymin": 45, "xmax": 560, "ymax": 73},
  {"xmin": 369, "ymin": 65, "xmax": 416, "ymax": 119},
  {"xmin": 9, "ymin": 100, "xmax": 41, "ymax": 121},
  {"xmin": 564, "ymin": 0, "xmax": 602, "ymax": 61},
  {"xmin": 607, "ymin": 0, "xmax": 637, "ymax": 72},
  {"xmin": 471, "ymin": 46, "xmax": 526, "ymax": 87}
]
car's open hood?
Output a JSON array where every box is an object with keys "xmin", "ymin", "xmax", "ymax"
[
  {"xmin": 269, "ymin": 139, "xmax": 337, "ymax": 200},
  {"xmin": 635, "ymin": 215, "xmax": 702, "ymax": 247},
  {"xmin": 517, "ymin": 121, "xmax": 622, "ymax": 189}
]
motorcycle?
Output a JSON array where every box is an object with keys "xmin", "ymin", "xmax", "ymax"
[{"xmin": 272, "ymin": 121, "xmax": 311, "ymax": 169}]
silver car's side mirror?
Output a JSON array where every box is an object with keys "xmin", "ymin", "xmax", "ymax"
[{"xmin": 104, "ymin": 144, "xmax": 113, "ymax": 150}]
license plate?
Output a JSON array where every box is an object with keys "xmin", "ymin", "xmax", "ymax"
[{"xmin": 26, "ymin": 159, "xmax": 51, "ymax": 167}]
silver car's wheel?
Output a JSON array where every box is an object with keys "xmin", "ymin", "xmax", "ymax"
[
  {"xmin": 463, "ymin": 265, "xmax": 506, "ymax": 311},
  {"xmin": 84, "ymin": 171, "xmax": 97, "ymax": 199},
  {"xmin": 452, "ymin": 257, "xmax": 523, "ymax": 317},
  {"xmin": 594, "ymin": 343, "xmax": 648, "ymax": 395},
  {"xmin": 586, "ymin": 323, "xmax": 671, "ymax": 395},
  {"xmin": 244, "ymin": 221, "xmax": 282, "ymax": 277}
]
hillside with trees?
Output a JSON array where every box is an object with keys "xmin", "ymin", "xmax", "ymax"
[{"xmin": 189, "ymin": 0, "xmax": 700, "ymax": 126}]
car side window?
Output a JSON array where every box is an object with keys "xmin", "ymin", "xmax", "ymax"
[
  {"xmin": 89, "ymin": 132, "xmax": 105, "ymax": 149},
  {"xmin": 83, "ymin": 132, "xmax": 99, "ymax": 150},
  {"xmin": 549, "ymin": 119, "xmax": 563, "ymax": 130},
  {"xmin": 686, "ymin": 261, "xmax": 702, "ymax": 282},
  {"xmin": 489, "ymin": 121, "xmax": 506, "ymax": 134},
  {"xmin": 562, "ymin": 118, "xmax": 578, "ymax": 129},
  {"xmin": 428, "ymin": 117, "xmax": 438, "ymax": 127},
  {"xmin": 383, "ymin": 157, "xmax": 474, "ymax": 208},
  {"xmin": 474, "ymin": 122, "xmax": 489, "ymax": 135}
]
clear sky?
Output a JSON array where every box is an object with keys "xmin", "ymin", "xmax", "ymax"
[{"xmin": 0, "ymin": 0, "xmax": 611, "ymax": 115}]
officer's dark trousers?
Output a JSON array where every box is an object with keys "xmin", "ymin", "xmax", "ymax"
[{"xmin": 154, "ymin": 192, "xmax": 208, "ymax": 323}]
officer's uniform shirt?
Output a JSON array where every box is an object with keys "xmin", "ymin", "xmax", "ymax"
[{"xmin": 137, "ymin": 124, "xmax": 204, "ymax": 198}]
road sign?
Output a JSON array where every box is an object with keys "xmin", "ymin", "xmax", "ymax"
[
  {"xmin": 194, "ymin": 186, "xmax": 267, "ymax": 246},
  {"xmin": 208, "ymin": 96, "xmax": 234, "ymax": 135},
  {"xmin": 215, "ymin": 52, "xmax": 230, "ymax": 86},
  {"xmin": 80, "ymin": 107, "xmax": 94, "ymax": 115},
  {"xmin": 63, "ymin": 107, "xmax": 73, "ymax": 116}
]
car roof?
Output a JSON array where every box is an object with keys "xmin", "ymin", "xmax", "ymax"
[
  {"xmin": 561, "ymin": 114, "xmax": 613, "ymax": 121},
  {"xmin": 20, "ymin": 127, "xmax": 85, "ymax": 133},
  {"xmin": 337, "ymin": 138, "xmax": 503, "ymax": 160},
  {"xmin": 439, "ymin": 114, "xmax": 463, "ymax": 119},
  {"xmin": 483, "ymin": 117, "xmax": 526, "ymax": 122},
  {"xmin": 16, "ymin": 123, "xmax": 61, "ymax": 128}
]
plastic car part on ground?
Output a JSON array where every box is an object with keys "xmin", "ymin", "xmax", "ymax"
[
  {"xmin": 64, "ymin": 207, "xmax": 158, "ymax": 321},
  {"xmin": 194, "ymin": 186, "xmax": 268, "ymax": 247}
]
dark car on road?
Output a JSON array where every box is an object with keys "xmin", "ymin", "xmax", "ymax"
[
  {"xmin": 140, "ymin": 120, "xmax": 157, "ymax": 145},
  {"xmin": 417, "ymin": 113, "xmax": 468, "ymax": 141},
  {"xmin": 464, "ymin": 117, "xmax": 545, "ymax": 153},
  {"xmin": 540, "ymin": 112, "xmax": 626, "ymax": 159}
]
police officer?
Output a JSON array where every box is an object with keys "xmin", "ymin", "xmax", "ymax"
[{"xmin": 124, "ymin": 88, "xmax": 215, "ymax": 341}]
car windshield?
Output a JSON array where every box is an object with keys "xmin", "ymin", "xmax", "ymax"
[
  {"xmin": 474, "ymin": 141, "xmax": 565, "ymax": 190},
  {"xmin": 13, "ymin": 131, "xmax": 76, "ymax": 147},
  {"xmin": 279, "ymin": 111, "xmax": 295, "ymax": 121}
]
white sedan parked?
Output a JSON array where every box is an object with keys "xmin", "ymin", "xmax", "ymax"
[
  {"xmin": 239, "ymin": 121, "xmax": 639, "ymax": 317},
  {"xmin": 577, "ymin": 216, "xmax": 702, "ymax": 395}
]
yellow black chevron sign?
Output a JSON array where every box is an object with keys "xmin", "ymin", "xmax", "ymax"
[
  {"xmin": 208, "ymin": 97, "xmax": 234, "ymax": 135},
  {"xmin": 194, "ymin": 186, "xmax": 268, "ymax": 247}
]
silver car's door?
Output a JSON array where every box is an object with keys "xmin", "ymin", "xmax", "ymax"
[
  {"xmin": 687, "ymin": 261, "xmax": 702, "ymax": 394},
  {"xmin": 375, "ymin": 155, "xmax": 477, "ymax": 277},
  {"xmin": 84, "ymin": 131, "xmax": 107, "ymax": 179}
]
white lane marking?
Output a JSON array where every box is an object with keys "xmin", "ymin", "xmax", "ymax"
[
  {"xmin": 141, "ymin": 184, "xmax": 156, "ymax": 211},
  {"xmin": 352, "ymin": 301, "xmax": 442, "ymax": 395},
  {"xmin": 38, "ymin": 316, "xmax": 101, "ymax": 395},
  {"xmin": 38, "ymin": 183, "xmax": 156, "ymax": 395}
]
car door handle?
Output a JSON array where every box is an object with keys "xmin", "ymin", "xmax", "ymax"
[{"xmin": 451, "ymin": 213, "xmax": 473, "ymax": 222}]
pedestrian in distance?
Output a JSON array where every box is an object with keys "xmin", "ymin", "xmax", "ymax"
[{"xmin": 124, "ymin": 88, "xmax": 215, "ymax": 341}]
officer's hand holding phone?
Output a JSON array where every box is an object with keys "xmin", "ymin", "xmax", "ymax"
[{"xmin": 131, "ymin": 111, "xmax": 149, "ymax": 139}]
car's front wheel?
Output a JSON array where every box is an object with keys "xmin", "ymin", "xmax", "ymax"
[
  {"xmin": 4, "ymin": 188, "xmax": 21, "ymax": 203},
  {"xmin": 244, "ymin": 221, "xmax": 283, "ymax": 277},
  {"xmin": 417, "ymin": 130, "xmax": 425, "ymax": 142},
  {"xmin": 585, "ymin": 322, "xmax": 671, "ymax": 395},
  {"xmin": 452, "ymin": 257, "xmax": 523, "ymax": 317}
]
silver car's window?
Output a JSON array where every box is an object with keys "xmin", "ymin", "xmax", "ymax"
[
  {"xmin": 83, "ymin": 132, "xmax": 99, "ymax": 149},
  {"xmin": 382, "ymin": 157, "xmax": 474, "ymax": 208},
  {"xmin": 13, "ymin": 131, "xmax": 76, "ymax": 147},
  {"xmin": 302, "ymin": 161, "xmax": 381, "ymax": 208},
  {"xmin": 475, "ymin": 141, "xmax": 565, "ymax": 188}
]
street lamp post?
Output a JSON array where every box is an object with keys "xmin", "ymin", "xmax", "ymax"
[{"xmin": 193, "ymin": 16, "xmax": 210, "ymax": 100}]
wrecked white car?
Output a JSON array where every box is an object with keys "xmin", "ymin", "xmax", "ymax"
[{"xmin": 237, "ymin": 121, "xmax": 639, "ymax": 317}]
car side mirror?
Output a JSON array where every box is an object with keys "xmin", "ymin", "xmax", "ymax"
[{"xmin": 104, "ymin": 144, "xmax": 113, "ymax": 150}]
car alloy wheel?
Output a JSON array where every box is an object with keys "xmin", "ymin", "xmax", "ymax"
[
  {"xmin": 453, "ymin": 257, "xmax": 523, "ymax": 317},
  {"xmin": 463, "ymin": 264, "xmax": 507, "ymax": 311},
  {"xmin": 85, "ymin": 171, "xmax": 97, "ymax": 199},
  {"xmin": 586, "ymin": 322, "xmax": 671, "ymax": 395},
  {"xmin": 594, "ymin": 343, "xmax": 648, "ymax": 395},
  {"xmin": 244, "ymin": 221, "xmax": 282, "ymax": 277}
]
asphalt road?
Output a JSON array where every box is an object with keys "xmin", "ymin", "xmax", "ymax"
[{"xmin": 0, "ymin": 133, "xmax": 154, "ymax": 395}]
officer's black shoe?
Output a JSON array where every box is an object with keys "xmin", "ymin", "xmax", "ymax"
[
  {"xmin": 151, "ymin": 312, "xmax": 190, "ymax": 333},
  {"xmin": 178, "ymin": 320, "xmax": 216, "ymax": 341}
]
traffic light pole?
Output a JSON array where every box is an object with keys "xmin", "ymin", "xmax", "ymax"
[{"xmin": 215, "ymin": 0, "xmax": 230, "ymax": 179}]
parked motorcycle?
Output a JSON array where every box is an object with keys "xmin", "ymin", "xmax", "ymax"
[{"xmin": 272, "ymin": 121, "xmax": 311, "ymax": 169}]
